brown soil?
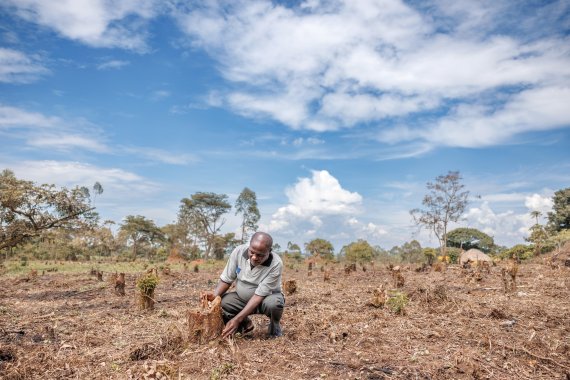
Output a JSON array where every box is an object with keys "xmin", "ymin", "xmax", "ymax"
[{"xmin": 1, "ymin": 258, "xmax": 569, "ymax": 379}]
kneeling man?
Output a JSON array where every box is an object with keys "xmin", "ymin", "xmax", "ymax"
[{"xmin": 202, "ymin": 231, "xmax": 284, "ymax": 338}]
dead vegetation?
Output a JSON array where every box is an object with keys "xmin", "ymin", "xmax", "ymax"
[
  {"xmin": 1, "ymin": 254, "xmax": 569, "ymax": 379},
  {"xmin": 187, "ymin": 296, "xmax": 223, "ymax": 344}
]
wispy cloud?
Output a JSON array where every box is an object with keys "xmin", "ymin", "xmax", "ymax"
[
  {"xmin": 97, "ymin": 59, "xmax": 130, "ymax": 70},
  {"xmin": 0, "ymin": 47, "xmax": 48, "ymax": 83},
  {"xmin": 2, "ymin": 0, "xmax": 160, "ymax": 51},
  {"xmin": 174, "ymin": 0, "xmax": 570, "ymax": 152},
  {"xmin": 121, "ymin": 146, "xmax": 199, "ymax": 165}
]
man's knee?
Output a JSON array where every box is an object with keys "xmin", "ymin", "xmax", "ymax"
[{"xmin": 261, "ymin": 293, "xmax": 285, "ymax": 316}]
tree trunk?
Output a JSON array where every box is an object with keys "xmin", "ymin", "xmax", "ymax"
[{"xmin": 188, "ymin": 296, "xmax": 224, "ymax": 344}]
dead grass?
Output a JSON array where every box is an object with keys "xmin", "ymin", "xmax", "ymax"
[{"xmin": 0, "ymin": 256, "xmax": 569, "ymax": 379}]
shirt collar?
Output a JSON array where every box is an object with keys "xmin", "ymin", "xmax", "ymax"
[{"xmin": 242, "ymin": 246, "xmax": 274, "ymax": 267}]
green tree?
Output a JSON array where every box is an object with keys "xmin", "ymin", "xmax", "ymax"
[
  {"xmin": 423, "ymin": 247, "xmax": 438, "ymax": 265},
  {"xmin": 344, "ymin": 239, "xmax": 374, "ymax": 263},
  {"xmin": 119, "ymin": 215, "xmax": 164, "ymax": 260},
  {"xmin": 178, "ymin": 192, "xmax": 231, "ymax": 258},
  {"xmin": 410, "ymin": 171, "xmax": 469, "ymax": 259},
  {"xmin": 0, "ymin": 169, "xmax": 96, "ymax": 255},
  {"xmin": 526, "ymin": 224, "xmax": 549, "ymax": 256},
  {"xmin": 548, "ymin": 229, "xmax": 570, "ymax": 254},
  {"xmin": 446, "ymin": 227, "xmax": 495, "ymax": 253},
  {"xmin": 400, "ymin": 240, "xmax": 423, "ymax": 263},
  {"xmin": 211, "ymin": 232, "xmax": 239, "ymax": 260},
  {"xmin": 234, "ymin": 187, "xmax": 260, "ymax": 244},
  {"xmin": 305, "ymin": 238, "xmax": 334, "ymax": 260},
  {"xmin": 287, "ymin": 241, "xmax": 301, "ymax": 253},
  {"xmin": 547, "ymin": 187, "xmax": 570, "ymax": 232}
]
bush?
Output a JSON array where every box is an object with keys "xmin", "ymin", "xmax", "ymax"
[{"xmin": 500, "ymin": 244, "xmax": 534, "ymax": 261}]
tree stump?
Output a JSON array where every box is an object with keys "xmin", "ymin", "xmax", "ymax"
[
  {"xmin": 369, "ymin": 285, "xmax": 388, "ymax": 308},
  {"xmin": 96, "ymin": 271, "xmax": 103, "ymax": 281},
  {"xmin": 391, "ymin": 266, "xmax": 405, "ymax": 288},
  {"xmin": 283, "ymin": 279, "xmax": 297, "ymax": 295},
  {"xmin": 188, "ymin": 296, "xmax": 224, "ymax": 344},
  {"xmin": 115, "ymin": 273, "xmax": 126, "ymax": 296},
  {"xmin": 323, "ymin": 269, "xmax": 331, "ymax": 282}
]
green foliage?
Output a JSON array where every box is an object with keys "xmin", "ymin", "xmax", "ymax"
[
  {"xmin": 136, "ymin": 274, "xmax": 159, "ymax": 294},
  {"xmin": 119, "ymin": 215, "xmax": 164, "ymax": 260},
  {"xmin": 343, "ymin": 239, "xmax": 374, "ymax": 263},
  {"xmin": 548, "ymin": 229, "xmax": 570, "ymax": 252},
  {"xmin": 387, "ymin": 291, "xmax": 409, "ymax": 315},
  {"xmin": 234, "ymin": 187, "xmax": 260, "ymax": 244},
  {"xmin": 305, "ymin": 238, "xmax": 334, "ymax": 260},
  {"xmin": 210, "ymin": 363, "xmax": 234, "ymax": 380},
  {"xmin": 446, "ymin": 227, "xmax": 495, "ymax": 253},
  {"xmin": 410, "ymin": 171, "xmax": 469, "ymax": 256},
  {"xmin": 399, "ymin": 240, "xmax": 423, "ymax": 263},
  {"xmin": 178, "ymin": 192, "xmax": 231, "ymax": 258},
  {"xmin": 422, "ymin": 247, "xmax": 437, "ymax": 265},
  {"xmin": 446, "ymin": 247, "xmax": 461, "ymax": 264},
  {"xmin": 547, "ymin": 187, "xmax": 570, "ymax": 232},
  {"xmin": 526, "ymin": 224, "xmax": 549, "ymax": 255},
  {"xmin": 0, "ymin": 169, "xmax": 97, "ymax": 252},
  {"xmin": 211, "ymin": 233, "xmax": 238, "ymax": 260},
  {"xmin": 500, "ymin": 244, "xmax": 534, "ymax": 261}
]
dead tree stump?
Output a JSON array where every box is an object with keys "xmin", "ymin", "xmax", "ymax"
[
  {"xmin": 323, "ymin": 269, "xmax": 331, "ymax": 282},
  {"xmin": 96, "ymin": 271, "xmax": 103, "ymax": 281},
  {"xmin": 188, "ymin": 296, "xmax": 224, "ymax": 344},
  {"xmin": 115, "ymin": 273, "xmax": 126, "ymax": 296},
  {"xmin": 369, "ymin": 285, "xmax": 388, "ymax": 308},
  {"xmin": 391, "ymin": 266, "xmax": 405, "ymax": 288},
  {"xmin": 283, "ymin": 279, "xmax": 297, "ymax": 295}
]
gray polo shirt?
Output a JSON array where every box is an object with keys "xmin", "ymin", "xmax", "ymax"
[{"xmin": 220, "ymin": 244, "xmax": 283, "ymax": 300}]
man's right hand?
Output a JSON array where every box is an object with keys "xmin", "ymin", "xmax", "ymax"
[{"xmin": 200, "ymin": 292, "xmax": 215, "ymax": 302}]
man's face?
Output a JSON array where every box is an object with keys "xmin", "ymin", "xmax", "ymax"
[{"xmin": 248, "ymin": 241, "xmax": 270, "ymax": 267}]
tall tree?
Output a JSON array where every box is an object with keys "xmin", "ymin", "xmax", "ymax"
[
  {"xmin": 305, "ymin": 238, "xmax": 334, "ymax": 260},
  {"xmin": 178, "ymin": 192, "xmax": 231, "ymax": 258},
  {"xmin": 410, "ymin": 171, "xmax": 469, "ymax": 259},
  {"xmin": 446, "ymin": 227, "xmax": 495, "ymax": 253},
  {"xmin": 547, "ymin": 187, "xmax": 570, "ymax": 232},
  {"xmin": 234, "ymin": 187, "xmax": 260, "ymax": 244},
  {"xmin": 530, "ymin": 210, "xmax": 542, "ymax": 226},
  {"xmin": 119, "ymin": 215, "xmax": 164, "ymax": 260},
  {"xmin": 0, "ymin": 169, "xmax": 96, "ymax": 253}
]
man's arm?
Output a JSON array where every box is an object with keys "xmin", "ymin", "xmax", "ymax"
[
  {"xmin": 221, "ymin": 294, "xmax": 265, "ymax": 338},
  {"xmin": 202, "ymin": 280, "xmax": 232, "ymax": 302}
]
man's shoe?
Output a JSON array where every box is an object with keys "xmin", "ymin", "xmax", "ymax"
[
  {"xmin": 269, "ymin": 324, "xmax": 283, "ymax": 338},
  {"xmin": 237, "ymin": 317, "xmax": 254, "ymax": 335}
]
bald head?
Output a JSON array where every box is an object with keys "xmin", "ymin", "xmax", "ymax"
[{"xmin": 250, "ymin": 231, "xmax": 273, "ymax": 251}]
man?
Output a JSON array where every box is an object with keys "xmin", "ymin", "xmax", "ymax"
[{"xmin": 202, "ymin": 231, "xmax": 284, "ymax": 339}]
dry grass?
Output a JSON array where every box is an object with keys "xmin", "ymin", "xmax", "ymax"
[{"xmin": 1, "ymin": 255, "xmax": 569, "ymax": 379}]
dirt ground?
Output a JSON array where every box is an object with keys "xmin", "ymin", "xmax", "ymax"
[{"xmin": 1, "ymin": 256, "xmax": 569, "ymax": 379}]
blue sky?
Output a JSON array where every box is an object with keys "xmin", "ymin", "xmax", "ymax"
[{"xmin": 1, "ymin": 0, "xmax": 569, "ymax": 251}]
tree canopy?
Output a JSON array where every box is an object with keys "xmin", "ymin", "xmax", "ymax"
[
  {"xmin": 410, "ymin": 171, "xmax": 469, "ymax": 257},
  {"xmin": 235, "ymin": 187, "xmax": 260, "ymax": 244},
  {"xmin": 343, "ymin": 239, "xmax": 374, "ymax": 263},
  {"xmin": 547, "ymin": 187, "xmax": 570, "ymax": 232},
  {"xmin": 305, "ymin": 238, "xmax": 334, "ymax": 260},
  {"xmin": 118, "ymin": 215, "xmax": 164, "ymax": 259},
  {"xmin": 178, "ymin": 192, "xmax": 231, "ymax": 258},
  {"xmin": 446, "ymin": 227, "xmax": 494, "ymax": 253},
  {"xmin": 0, "ymin": 169, "xmax": 97, "ymax": 252}
]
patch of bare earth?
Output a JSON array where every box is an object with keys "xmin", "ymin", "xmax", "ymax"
[{"xmin": 1, "ymin": 259, "xmax": 569, "ymax": 379}]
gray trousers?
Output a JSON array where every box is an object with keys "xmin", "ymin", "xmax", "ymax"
[{"xmin": 221, "ymin": 292, "xmax": 285, "ymax": 336}]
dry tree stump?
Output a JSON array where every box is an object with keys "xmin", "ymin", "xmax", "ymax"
[
  {"xmin": 115, "ymin": 273, "xmax": 126, "ymax": 296},
  {"xmin": 96, "ymin": 271, "xmax": 103, "ymax": 281},
  {"xmin": 137, "ymin": 273, "xmax": 159, "ymax": 310},
  {"xmin": 369, "ymin": 285, "xmax": 388, "ymax": 308},
  {"xmin": 283, "ymin": 279, "xmax": 297, "ymax": 295},
  {"xmin": 188, "ymin": 296, "xmax": 224, "ymax": 344},
  {"xmin": 323, "ymin": 269, "xmax": 331, "ymax": 282},
  {"xmin": 391, "ymin": 266, "xmax": 405, "ymax": 288}
]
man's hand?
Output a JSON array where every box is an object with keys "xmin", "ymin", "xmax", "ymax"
[
  {"xmin": 200, "ymin": 292, "xmax": 215, "ymax": 303},
  {"xmin": 221, "ymin": 317, "xmax": 242, "ymax": 339}
]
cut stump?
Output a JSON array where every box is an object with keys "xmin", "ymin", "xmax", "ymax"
[{"xmin": 188, "ymin": 296, "xmax": 224, "ymax": 344}]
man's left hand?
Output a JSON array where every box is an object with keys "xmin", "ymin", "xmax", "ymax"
[{"xmin": 221, "ymin": 317, "xmax": 242, "ymax": 339}]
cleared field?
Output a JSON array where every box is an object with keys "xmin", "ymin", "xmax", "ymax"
[{"xmin": 1, "ymin": 258, "xmax": 569, "ymax": 379}]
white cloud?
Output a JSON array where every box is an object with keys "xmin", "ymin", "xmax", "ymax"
[
  {"xmin": 97, "ymin": 60, "xmax": 130, "ymax": 70},
  {"xmin": 3, "ymin": 0, "xmax": 159, "ymax": 50},
  {"xmin": 268, "ymin": 170, "xmax": 362, "ymax": 233},
  {"xmin": 174, "ymin": 0, "xmax": 570, "ymax": 151},
  {"xmin": 524, "ymin": 193, "xmax": 553, "ymax": 214},
  {"xmin": 0, "ymin": 48, "xmax": 48, "ymax": 83}
]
